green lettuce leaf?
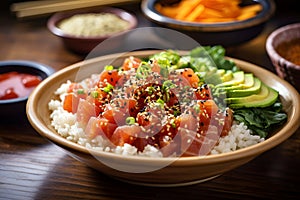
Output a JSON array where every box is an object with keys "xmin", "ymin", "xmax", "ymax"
[{"xmin": 233, "ymin": 102, "xmax": 287, "ymax": 138}]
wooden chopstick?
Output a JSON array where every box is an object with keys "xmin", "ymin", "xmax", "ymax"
[
  {"xmin": 11, "ymin": 0, "xmax": 78, "ymax": 11},
  {"xmin": 11, "ymin": 0, "xmax": 140, "ymax": 18}
]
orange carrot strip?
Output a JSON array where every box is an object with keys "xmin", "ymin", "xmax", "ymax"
[
  {"xmin": 185, "ymin": 4, "xmax": 205, "ymax": 22},
  {"xmin": 156, "ymin": 0, "xmax": 261, "ymax": 23},
  {"xmin": 175, "ymin": 0, "xmax": 203, "ymax": 20}
]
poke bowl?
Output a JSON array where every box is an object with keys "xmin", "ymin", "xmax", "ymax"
[{"xmin": 26, "ymin": 47, "xmax": 300, "ymax": 186}]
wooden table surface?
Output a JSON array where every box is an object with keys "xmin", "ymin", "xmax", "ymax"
[{"xmin": 1, "ymin": 1, "xmax": 300, "ymax": 199}]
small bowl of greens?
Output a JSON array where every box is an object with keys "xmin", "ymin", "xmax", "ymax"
[{"xmin": 27, "ymin": 45, "xmax": 299, "ymax": 186}]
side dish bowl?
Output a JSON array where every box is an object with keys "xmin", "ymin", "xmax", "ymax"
[
  {"xmin": 47, "ymin": 7, "xmax": 138, "ymax": 54},
  {"xmin": 0, "ymin": 60, "xmax": 54, "ymax": 120},
  {"xmin": 266, "ymin": 23, "xmax": 300, "ymax": 92},
  {"xmin": 141, "ymin": 0, "xmax": 275, "ymax": 46},
  {"xmin": 26, "ymin": 51, "xmax": 300, "ymax": 187}
]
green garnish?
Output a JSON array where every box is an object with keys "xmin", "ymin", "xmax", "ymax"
[
  {"xmin": 126, "ymin": 117, "xmax": 136, "ymax": 125},
  {"xmin": 103, "ymin": 83, "xmax": 114, "ymax": 93},
  {"xmin": 77, "ymin": 89, "xmax": 85, "ymax": 94},
  {"xmin": 136, "ymin": 62, "xmax": 151, "ymax": 79},
  {"xmin": 162, "ymin": 80, "xmax": 176, "ymax": 102},
  {"xmin": 90, "ymin": 91, "xmax": 99, "ymax": 98},
  {"xmin": 105, "ymin": 65, "xmax": 114, "ymax": 71},
  {"xmin": 173, "ymin": 109, "xmax": 181, "ymax": 117},
  {"xmin": 233, "ymin": 102, "xmax": 287, "ymax": 138},
  {"xmin": 170, "ymin": 118, "xmax": 176, "ymax": 128},
  {"xmin": 193, "ymin": 104, "xmax": 200, "ymax": 114},
  {"xmin": 149, "ymin": 50, "xmax": 180, "ymax": 77},
  {"xmin": 145, "ymin": 86, "xmax": 155, "ymax": 95},
  {"xmin": 162, "ymin": 80, "xmax": 176, "ymax": 92},
  {"xmin": 189, "ymin": 45, "xmax": 238, "ymax": 71},
  {"xmin": 150, "ymin": 50, "xmax": 180, "ymax": 66},
  {"xmin": 156, "ymin": 98, "xmax": 165, "ymax": 109}
]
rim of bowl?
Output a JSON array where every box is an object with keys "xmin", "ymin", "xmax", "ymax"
[
  {"xmin": 0, "ymin": 60, "xmax": 54, "ymax": 105},
  {"xmin": 26, "ymin": 51, "xmax": 300, "ymax": 166},
  {"xmin": 47, "ymin": 7, "xmax": 138, "ymax": 40},
  {"xmin": 141, "ymin": 0, "xmax": 276, "ymax": 32},
  {"xmin": 266, "ymin": 22, "xmax": 300, "ymax": 68}
]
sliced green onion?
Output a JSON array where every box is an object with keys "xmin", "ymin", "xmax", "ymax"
[
  {"xmin": 193, "ymin": 104, "xmax": 200, "ymax": 114},
  {"xmin": 163, "ymin": 92, "xmax": 170, "ymax": 103},
  {"xmin": 171, "ymin": 122, "xmax": 176, "ymax": 128},
  {"xmin": 77, "ymin": 89, "xmax": 85, "ymax": 94},
  {"xmin": 145, "ymin": 86, "xmax": 155, "ymax": 95},
  {"xmin": 162, "ymin": 80, "xmax": 176, "ymax": 102},
  {"xmin": 103, "ymin": 83, "xmax": 114, "ymax": 93},
  {"xmin": 91, "ymin": 91, "xmax": 99, "ymax": 98},
  {"xmin": 162, "ymin": 80, "xmax": 175, "ymax": 92},
  {"xmin": 136, "ymin": 62, "xmax": 151, "ymax": 79},
  {"xmin": 173, "ymin": 109, "xmax": 180, "ymax": 117},
  {"xmin": 170, "ymin": 118, "xmax": 176, "ymax": 128},
  {"xmin": 156, "ymin": 98, "xmax": 165, "ymax": 109},
  {"xmin": 105, "ymin": 65, "xmax": 114, "ymax": 71},
  {"xmin": 126, "ymin": 117, "xmax": 136, "ymax": 125}
]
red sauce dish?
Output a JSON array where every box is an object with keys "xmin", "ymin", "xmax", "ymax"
[
  {"xmin": 0, "ymin": 60, "xmax": 54, "ymax": 120},
  {"xmin": 0, "ymin": 71, "xmax": 42, "ymax": 100}
]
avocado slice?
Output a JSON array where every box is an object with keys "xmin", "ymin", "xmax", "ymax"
[
  {"xmin": 226, "ymin": 84, "xmax": 279, "ymax": 109},
  {"xmin": 239, "ymin": 73, "xmax": 255, "ymax": 89},
  {"xmin": 220, "ymin": 70, "xmax": 233, "ymax": 82},
  {"xmin": 217, "ymin": 69, "xmax": 226, "ymax": 76},
  {"xmin": 227, "ymin": 77, "xmax": 261, "ymax": 98},
  {"xmin": 216, "ymin": 71, "xmax": 244, "ymax": 87},
  {"xmin": 215, "ymin": 73, "xmax": 255, "ymax": 93}
]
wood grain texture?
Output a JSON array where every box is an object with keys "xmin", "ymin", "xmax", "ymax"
[{"xmin": 1, "ymin": 1, "xmax": 300, "ymax": 199}]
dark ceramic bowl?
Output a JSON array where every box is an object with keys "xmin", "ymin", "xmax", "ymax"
[
  {"xmin": 0, "ymin": 60, "xmax": 54, "ymax": 120},
  {"xmin": 141, "ymin": 0, "xmax": 275, "ymax": 46},
  {"xmin": 266, "ymin": 23, "xmax": 300, "ymax": 92},
  {"xmin": 47, "ymin": 7, "xmax": 138, "ymax": 54}
]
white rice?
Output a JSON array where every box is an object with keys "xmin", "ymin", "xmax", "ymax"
[{"xmin": 48, "ymin": 80, "xmax": 264, "ymax": 157}]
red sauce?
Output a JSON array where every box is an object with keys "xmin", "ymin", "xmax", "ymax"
[{"xmin": 0, "ymin": 71, "xmax": 42, "ymax": 100}]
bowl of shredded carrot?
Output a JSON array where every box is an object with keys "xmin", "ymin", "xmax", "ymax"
[{"xmin": 141, "ymin": 0, "xmax": 275, "ymax": 46}]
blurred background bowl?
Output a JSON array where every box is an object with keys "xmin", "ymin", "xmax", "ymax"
[
  {"xmin": 47, "ymin": 7, "xmax": 138, "ymax": 55},
  {"xmin": 266, "ymin": 23, "xmax": 300, "ymax": 92},
  {"xmin": 0, "ymin": 60, "xmax": 54, "ymax": 120},
  {"xmin": 141, "ymin": 0, "xmax": 275, "ymax": 47}
]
